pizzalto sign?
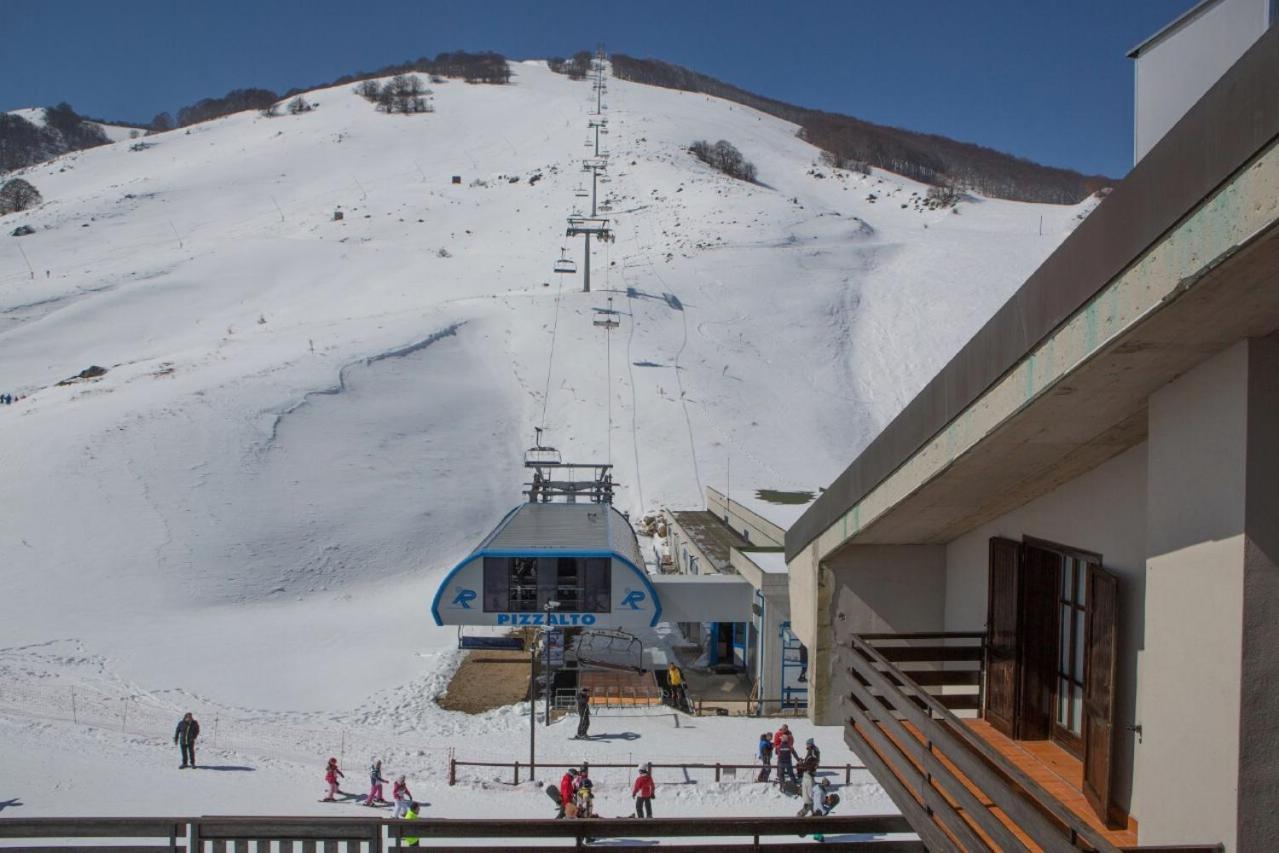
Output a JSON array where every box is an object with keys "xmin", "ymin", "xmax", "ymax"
[{"xmin": 434, "ymin": 582, "xmax": 658, "ymax": 628}]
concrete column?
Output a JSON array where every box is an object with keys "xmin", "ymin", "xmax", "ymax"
[
  {"xmin": 1239, "ymin": 336, "xmax": 1279, "ymax": 851},
  {"xmin": 1139, "ymin": 337, "xmax": 1279, "ymax": 850}
]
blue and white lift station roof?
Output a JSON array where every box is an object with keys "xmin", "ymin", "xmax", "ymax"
[{"xmin": 431, "ymin": 502, "xmax": 661, "ymax": 628}]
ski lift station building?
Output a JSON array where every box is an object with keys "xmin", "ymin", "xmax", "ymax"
[{"xmin": 432, "ymin": 502, "xmax": 750, "ymax": 630}]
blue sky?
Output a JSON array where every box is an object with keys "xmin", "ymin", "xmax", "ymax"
[{"xmin": 0, "ymin": 0, "xmax": 1195, "ymax": 177}]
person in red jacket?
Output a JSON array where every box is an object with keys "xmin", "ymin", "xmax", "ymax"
[
  {"xmin": 774, "ymin": 724, "xmax": 797, "ymax": 784},
  {"xmin": 557, "ymin": 768, "xmax": 579, "ymax": 818},
  {"xmin": 631, "ymin": 763, "xmax": 655, "ymax": 818}
]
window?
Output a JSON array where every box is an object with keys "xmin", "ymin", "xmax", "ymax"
[
  {"xmin": 555, "ymin": 557, "xmax": 581, "ymax": 611},
  {"xmin": 509, "ymin": 557, "xmax": 539, "ymax": 612},
  {"xmin": 1055, "ymin": 556, "xmax": 1088, "ymax": 742},
  {"xmin": 481, "ymin": 556, "xmax": 612, "ymax": 613},
  {"xmin": 582, "ymin": 558, "xmax": 611, "ymax": 612}
]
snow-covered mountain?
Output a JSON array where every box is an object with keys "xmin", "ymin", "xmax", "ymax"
[{"xmin": 0, "ymin": 60, "xmax": 1093, "ymax": 742}]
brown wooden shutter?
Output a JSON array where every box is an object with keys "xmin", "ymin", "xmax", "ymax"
[
  {"xmin": 1083, "ymin": 563, "xmax": 1120, "ymax": 827},
  {"xmin": 1018, "ymin": 545, "xmax": 1062, "ymax": 741},
  {"xmin": 985, "ymin": 537, "xmax": 1022, "ymax": 737}
]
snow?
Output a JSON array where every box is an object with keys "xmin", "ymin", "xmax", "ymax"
[
  {"xmin": 748, "ymin": 552, "xmax": 790, "ymax": 574},
  {"xmin": 0, "ymin": 61, "xmax": 1094, "ymax": 825}
]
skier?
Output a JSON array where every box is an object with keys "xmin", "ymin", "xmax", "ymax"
[
  {"xmin": 392, "ymin": 775, "xmax": 413, "ymax": 818},
  {"xmin": 575, "ymin": 777, "xmax": 596, "ymax": 818},
  {"xmin": 756, "ymin": 732, "xmax": 774, "ymax": 782},
  {"xmin": 400, "ymin": 801, "xmax": 421, "ymax": 847},
  {"xmin": 323, "ymin": 757, "xmax": 344, "ymax": 801},
  {"xmin": 795, "ymin": 750, "xmax": 820, "ymax": 816},
  {"xmin": 364, "ymin": 758, "xmax": 389, "ymax": 806},
  {"xmin": 574, "ymin": 687, "xmax": 591, "ymax": 739},
  {"xmin": 774, "ymin": 724, "xmax": 797, "ymax": 786},
  {"xmin": 174, "ymin": 712, "xmax": 200, "ymax": 769},
  {"xmin": 631, "ymin": 763, "xmax": 655, "ymax": 818}
]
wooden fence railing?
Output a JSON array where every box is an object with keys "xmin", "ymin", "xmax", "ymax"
[
  {"xmin": 447, "ymin": 757, "xmax": 868, "ymax": 786},
  {"xmin": 0, "ymin": 815, "xmax": 921, "ymax": 851},
  {"xmin": 693, "ymin": 696, "xmax": 808, "ymax": 716}
]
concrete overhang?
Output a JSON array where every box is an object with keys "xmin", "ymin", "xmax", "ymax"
[
  {"xmin": 731, "ymin": 548, "xmax": 790, "ymax": 596},
  {"xmin": 787, "ymin": 26, "xmax": 1279, "ymax": 563},
  {"xmin": 649, "ymin": 573, "xmax": 754, "ymax": 623},
  {"xmin": 846, "ymin": 209, "xmax": 1279, "ymax": 547}
]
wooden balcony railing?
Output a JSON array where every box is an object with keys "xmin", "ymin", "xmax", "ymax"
[{"xmin": 845, "ymin": 631, "xmax": 1121, "ymax": 852}]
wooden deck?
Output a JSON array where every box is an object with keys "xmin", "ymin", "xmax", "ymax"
[{"xmin": 962, "ymin": 719, "xmax": 1138, "ymax": 847}]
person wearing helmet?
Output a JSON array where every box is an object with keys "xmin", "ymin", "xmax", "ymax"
[
  {"xmin": 364, "ymin": 758, "xmax": 389, "ymax": 806},
  {"xmin": 556, "ymin": 768, "xmax": 579, "ymax": 818},
  {"xmin": 756, "ymin": 732, "xmax": 774, "ymax": 782},
  {"xmin": 804, "ymin": 738, "xmax": 821, "ymax": 766},
  {"xmin": 392, "ymin": 775, "xmax": 413, "ymax": 818},
  {"xmin": 632, "ymin": 763, "xmax": 655, "ymax": 818},
  {"xmin": 323, "ymin": 757, "xmax": 344, "ymax": 801},
  {"xmin": 774, "ymin": 724, "xmax": 796, "ymax": 784},
  {"xmin": 575, "ymin": 777, "xmax": 595, "ymax": 818}
]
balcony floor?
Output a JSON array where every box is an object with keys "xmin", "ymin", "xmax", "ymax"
[{"xmin": 962, "ymin": 718, "xmax": 1138, "ymax": 847}]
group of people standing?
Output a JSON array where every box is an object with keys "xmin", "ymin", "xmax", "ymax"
[
  {"xmin": 756, "ymin": 724, "xmax": 839, "ymax": 817},
  {"xmin": 0, "ymin": 393, "xmax": 20, "ymax": 405},
  {"xmin": 550, "ymin": 762, "xmax": 656, "ymax": 819}
]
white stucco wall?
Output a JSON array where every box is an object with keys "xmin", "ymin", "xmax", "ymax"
[
  {"xmin": 943, "ymin": 442, "xmax": 1148, "ymax": 814},
  {"xmin": 820, "ymin": 545, "xmax": 947, "ymax": 724},
  {"xmin": 1136, "ymin": 341, "xmax": 1249, "ymax": 850},
  {"xmin": 1133, "ymin": 0, "xmax": 1272, "ymax": 162}
]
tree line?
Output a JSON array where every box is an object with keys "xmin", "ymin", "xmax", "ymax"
[
  {"xmin": 610, "ymin": 54, "xmax": 1112, "ymax": 204},
  {"xmin": 0, "ymin": 104, "xmax": 109, "ymax": 174},
  {"xmin": 548, "ymin": 52, "xmax": 594, "ymax": 80}
]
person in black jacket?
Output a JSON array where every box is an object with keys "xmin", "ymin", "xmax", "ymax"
[
  {"xmin": 175, "ymin": 712, "xmax": 200, "ymax": 768},
  {"xmin": 574, "ymin": 688, "xmax": 591, "ymax": 739}
]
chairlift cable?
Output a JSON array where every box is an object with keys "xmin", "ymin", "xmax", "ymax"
[{"xmin": 540, "ymin": 277, "xmax": 565, "ymax": 433}]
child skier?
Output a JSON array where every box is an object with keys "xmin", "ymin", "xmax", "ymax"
[
  {"xmin": 756, "ymin": 732, "xmax": 774, "ymax": 782},
  {"xmin": 399, "ymin": 801, "xmax": 420, "ymax": 847},
  {"xmin": 323, "ymin": 757, "xmax": 344, "ymax": 801},
  {"xmin": 631, "ymin": 763, "xmax": 655, "ymax": 818},
  {"xmin": 365, "ymin": 758, "xmax": 389, "ymax": 806},
  {"xmin": 392, "ymin": 775, "xmax": 414, "ymax": 818},
  {"xmin": 575, "ymin": 777, "xmax": 596, "ymax": 819}
]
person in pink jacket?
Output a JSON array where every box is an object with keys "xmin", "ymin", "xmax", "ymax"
[
  {"xmin": 392, "ymin": 775, "xmax": 413, "ymax": 818},
  {"xmin": 323, "ymin": 757, "xmax": 344, "ymax": 801}
]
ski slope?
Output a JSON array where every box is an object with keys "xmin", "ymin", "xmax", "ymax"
[{"xmin": 0, "ymin": 60, "xmax": 1095, "ymax": 819}]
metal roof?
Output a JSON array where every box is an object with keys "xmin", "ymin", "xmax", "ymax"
[{"xmin": 478, "ymin": 502, "xmax": 645, "ymax": 567}]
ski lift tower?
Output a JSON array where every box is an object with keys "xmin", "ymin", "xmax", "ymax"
[
  {"xmin": 566, "ymin": 213, "xmax": 613, "ymax": 293},
  {"xmin": 524, "ymin": 428, "xmax": 615, "ymax": 504},
  {"xmin": 588, "ymin": 117, "xmax": 608, "ymax": 157}
]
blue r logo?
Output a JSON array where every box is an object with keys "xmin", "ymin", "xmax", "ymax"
[
  {"xmin": 620, "ymin": 589, "xmax": 645, "ymax": 610},
  {"xmin": 452, "ymin": 588, "xmax": 477, "ymax": 609}
]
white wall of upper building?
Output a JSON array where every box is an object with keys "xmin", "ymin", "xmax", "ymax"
[
  {"xmin": 943, "ymin": 441, "xmax": 1148, "ymax": 817},
  {"xmin": 1132, "ymin": 0, "xmax": 1275, "ymax": 163},
  {"xmin": 707, "ymin": 486, "xmax": 788, "ymax": 548}
]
